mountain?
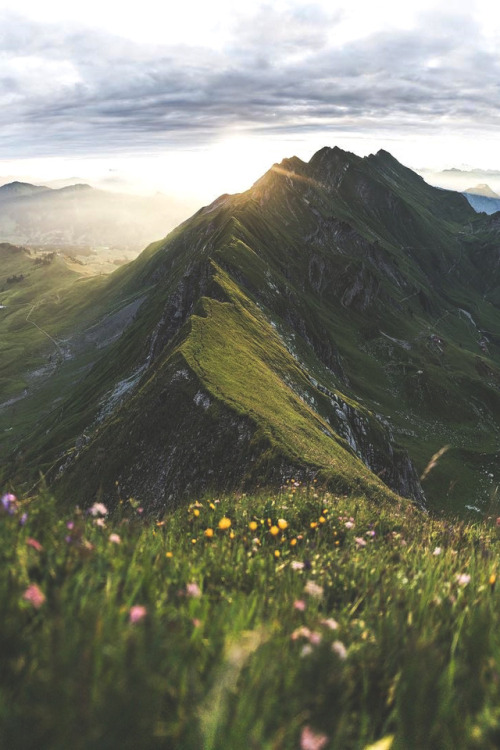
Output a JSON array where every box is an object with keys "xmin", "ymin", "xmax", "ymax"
[
  {"xmin": 465, "ymin": 184, "xmax": 500, "ymax": 199},
  {"xmin": 0, "ymin": 181, "xmax": 193, "ymax": 257},
  {"xmin": 463, "ymin": 189, "xmax": 500, "ymax": 215},
  {"xmin": 4, "ymin": 146, "xmax": 500, "ymax": 515}
]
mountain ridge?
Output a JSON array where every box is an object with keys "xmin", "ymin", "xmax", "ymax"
[{"xmin": 4, "ymin": 146, "xmax": 500, "ymax": 514}]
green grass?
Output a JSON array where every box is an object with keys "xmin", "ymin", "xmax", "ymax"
[{"xmin": 3, "ymin": 484, "xmax": 500, "ymax": 748}]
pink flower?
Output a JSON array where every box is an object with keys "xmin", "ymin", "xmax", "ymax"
[
  {"xmin": 332, "ymin": 640, "xmax": 348, "ymax": 660},
  {"xmin": 294, "ymin": 599, "xmax": 306, "ymax": 611},
  {"xmin": 344, "ymin": 521, "xmax": 354, "ymax": 530},
  {"xmin": 23, "ymin": 584, "xmax": 46, "ymax": 609},
  {"xmin": 456, "ymin": 573, "xmax": 471, "ymax": 586},
  {"xmin": 89, "ymin": 502, "xmax": 108, "ymax": 517},
  {"xmin": 109, "ymin": 533, "xmax": 121, "ymax": 544},
  {"xmin": 291, "ymin": 561, "xmax": 305, "ymax": 570},
  {"xmin": 300, "ymin": 725, "xmax": 329, "ymax": 750},
  {"xmin": 433, "ymin": 547, "xmax": 442, "ymax": 556},
  {"xmin": 186, "ymin": 582, "xmax": 201, "ymax": 598},
  {"xmin": 355, "ymin": 537, "xmax": 367, "ymax": 547},
  {"xmin": 26, "ymin": 538, "xmax": 43, "ymax": 552},
  {"xmin": 321, "ymin": 618, "xmax": 339, "ymax": 630},
  {"xmin": 129, "ymin": 605, "xmax": 147, "ymax": 624}
]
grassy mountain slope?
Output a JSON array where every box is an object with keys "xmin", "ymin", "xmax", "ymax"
[
  {"xmin": 4, "ymin": 147, "xmax": 500, "ymax": 513},
  {"xmin": 4, "ymin": 485, "xmax": 500, "ymax": 748}
]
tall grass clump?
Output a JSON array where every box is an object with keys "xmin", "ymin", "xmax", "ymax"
[{"xmin": 2, "ymin": 482, "xmax": 500, "ymax": 748}]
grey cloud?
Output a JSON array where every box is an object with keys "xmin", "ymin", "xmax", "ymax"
[{"xmin": 0, "ymin": 7, "xmax": 499, "ymax": 157}]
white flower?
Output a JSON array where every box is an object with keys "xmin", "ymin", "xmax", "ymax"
[
  {"xmin": 331, "ymin": 640, "xmax": 348, "ymax": 660},
  {"xmin": 304, "ymin": 580, "xmax": 324, "ymax": 599},
  {"xmin": 89, "ymin": 502, "xmax": 108, "ymax": 517}
]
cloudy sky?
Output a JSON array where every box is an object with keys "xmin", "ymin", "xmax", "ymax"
[{"xmin": 1, "ymin": 0, "xmax": 500, "ymax": 205}]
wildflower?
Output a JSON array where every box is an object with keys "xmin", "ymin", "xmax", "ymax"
[
  {"xmin": 300, "ymin": 725, "xmax": 329, "ymax": 750},
  {"xmin": 218, "ymin": 517, "xmax": 231, "ymax": 530},
  {"xmin": 332, "ymin": 640, "xmax": 348, "ymax": 660},
  {"xmin": 270, "ymin": 525, "xmax": 279, "ymax": 536},
  {"xmin": 129, "ymin": 605, "xmax": 147, "ymax": 624},
  {"xmin": 366, "ymin": 529, "xmax": 376, "ymax": 538},
  {"xmin": 310, "ymin": 522, "xmax": 318, "ymax": 529},
  {"xmin": 304, "ymin": 580, "xmax": 324, "ymax": 599},
  {"xmin": 109, "ymin": 533, "xmax": 121, "ymax": 544},
  {"xmin": 490, "ymin": 573, "xmax": 497, "ymax": 592},
  {"xmin": 355, "ymin": 537, "xmax": 367, "ymax": 548},
  {"xmin": 277, "ymin": 518, "xmax": 288, "ymax": 530},
  {"xmin": 345, "ymin": 521, "xmax": 354, "ymax": 530},
  {"xmin": 291, "ymin": 626, "xmax": 312, "ymax": 640},
  {"xmin": 23, "ymin": 584, "xmax": 46, "ymax": 609},
  {"xmin": 191, "ymin": 538, "xmax": 197, "ymax": 544},
  {"xmin": 291, "ymin": 561, "xmax": 305, "ymax": 570},
  {"xmin": 294, "ymin": 599, "xmax": 306, "ymax": 611},
  {"xmin": 204, "ymin": 528, "xmax": 214, "ymax": 538},
  {"xmin": 433, "ymin": 547, "xmax": 442, "ymax": 556},
  {"xmin": 229, "ymin": 531, "xmax": 235, "ymax": 539},
  {"xmin": 26, "ymin": 538, "xmax": 43, "ymax": 552},
  {"xmin": 186, "ymin": 582, "xmax": 201, "ymax": 598},
  {"xmin": 249, "ymin": 521, "xmax": 258, "ymax": 531},
  {"xmin": 300, "ymin": 644, "xmax": 313, "ymax": 657},
  {"xmin": 89, "ymin": 502, "xmax": 108, "ymax": 517},
  {"xmin": 321, "ymin": 618, "xmax": 339, "ymax": 630},
  {"xmin": 274, "ymin": 550, "xmax": 280, "ymax": 558},
  {"xmin": 94, "ymin": 518, "xmax": 106, "ymax": 528},
  {"xmin": 67, "ymin": 521, "xmax": 75, "ymax": 530},
  {"xmin": 1, "ymin": 493, "xmax": 17, "ymax": 514},
  {"xmin": 209, "ymin": 503, "xmax": 216, "ymax": 510},
  {"xmin": 193, "ymin": 509, "xmax": 200, "ymax": 517},
  {"xmin": 165, "ymin": 551, "xmax": 173, "ymax": 558},
  {"xmin": 290, "ymin": 538, "xmax": 297, "ymax": 546},
  {"xmin": 456, "ymin": 573, "xmax": 471, "ymax": 587},
  {"xmin": 192, "ymin": 618, "xmax": 202, "ymax": 627},
  {"xmin": 20, "ymin": 513, "xmax": 28, "ymax": 526},
  {"xmin": 319, "ymin": 516, "xmax": 326, "ymax": 524}
]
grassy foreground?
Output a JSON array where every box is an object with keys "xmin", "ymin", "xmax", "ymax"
[{"xmin": 2, "ymin": 484, "xmax": 500, "ymax": 749}]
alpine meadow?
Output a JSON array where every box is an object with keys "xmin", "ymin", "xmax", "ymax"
[{"xmin": 3, "ymin": 141, "xmax": 500, "ymax": 749}]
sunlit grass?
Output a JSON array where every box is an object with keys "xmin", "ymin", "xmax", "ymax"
[{"xmin": 2, "ymin": 484, "xmax": 500, "ymax": 748}]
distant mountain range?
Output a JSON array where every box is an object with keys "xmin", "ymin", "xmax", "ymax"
[
  {"xmin": 0, "ymin": 180, "xmax": 191, "ymax": 254},
  {"xmin": 3, "ymin": 147, "xmax": 500, "ymax": 515},
  {"xmin": 463, "ymin": 184, "xmax": 500, "ymax": 215}
]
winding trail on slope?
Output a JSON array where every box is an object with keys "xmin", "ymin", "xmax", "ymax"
[{"xmin": 25, "ymin": 303, "xmax": 65, "ymax": 360}]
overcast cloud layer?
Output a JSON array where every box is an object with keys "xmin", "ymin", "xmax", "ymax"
[{"xmin": 1, "ymin": 4, "xmax": 500, "ymax": 163}]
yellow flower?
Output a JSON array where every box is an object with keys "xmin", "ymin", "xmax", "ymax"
[
  {"xmin": 270, "ymin": 525, "xmax": 279, "ymax": 537},
  {"xmin": 319, "ymin": 516, "xmax": 326, "ymax": 524},
  {"xmin": 490, "ymin": 573, "xmax": 497, "ymax": 587},
  {"xmin": 277, "ymin": 518, "xmax": 288, "ymax": 530},
  {"xmin": 191, "ymin": 539, "xmax": 197, "ymax": 544},
  {"xmin": 310, "ymin": 522, "xmax": 318, "ymax": 529},
  {"xmin": 229, "ymin": 531, "xmax": 235, "ymax": 539},
  {"xmin": 290, "ymin": 538, "xmax": 297, "ymax": 546},
  {"xmin": 204, "ymin": 528, "xmax": 214, "ymax": 538},
  {"xmin": 193, "ymin": 509, "xmax": 200, "ymax": 517},
  {"xmin": 249, "ymin": 521, "xmax": 258, "ymax": 531},
  {"xmin": 165, "ymin": 551, "xmax": 173, "ymax": 558},
  {"xmin": 218, "ymin": 517, "xmax": 231, "ymax": 530},
  {"xmin": 209, "ymin": 503, "xmax": 216, "ymax": 510},
  {"xmin": 274, "ymin": 550, "xmax": 280, "ymax": 558}
]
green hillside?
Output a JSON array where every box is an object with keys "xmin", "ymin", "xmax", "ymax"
[
  {"xmin": 3, "ymin": 147, "xmax": 500, "ymax": 514},
  {"xmin": 3, "ymin": 484, "xmax": 500, "ymax": 748}
]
